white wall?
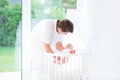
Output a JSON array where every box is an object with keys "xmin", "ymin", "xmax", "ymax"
[
  {"xmin": 87, "ymin": 0, "xmax": 120, "ymax": 80},
  {"xmin": 66, "ymin": 0, "xmax": 120, "ymax": 79},
  {"xmin": 65, "ymin": 9, "xmax": 86, "ymax": 50}
]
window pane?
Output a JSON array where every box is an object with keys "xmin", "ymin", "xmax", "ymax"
[
  {"xmin": 31, "ymin": 0, "xmax": 77, "ymax": 29},
  {"xmin": 0, "ymin": 0, "xmax": 21, "ymax": 80}
]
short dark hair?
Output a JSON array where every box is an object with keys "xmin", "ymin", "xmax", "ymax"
[{"xmin": 57, "ymin": 19, "xmax": 74, "ymax": 33}]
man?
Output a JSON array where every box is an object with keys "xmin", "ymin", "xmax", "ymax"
[
  {"xmin": 31, "ymin": 19, "xmax": 75, "ymax": 54},
  {"xmin": 30, "ymin": 19, "xmax": 75, "ymax": 80}
]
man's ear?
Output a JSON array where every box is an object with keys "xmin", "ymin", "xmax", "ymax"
[{"xmin": 57, "ymin": 27, "xmax": 62, "ymax": 33}]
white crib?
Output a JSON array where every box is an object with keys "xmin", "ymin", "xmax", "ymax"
[{"xmin": 31, "ymin": 50, "xmax": 90, "ymax": 80}]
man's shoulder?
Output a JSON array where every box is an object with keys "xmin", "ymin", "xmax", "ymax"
[
  {"xmin": 34, "ymin": 19, "xmax": 55, "ymax": 26},
  {"xmin": 33, "ymin": 19, "xmax": 57, "ymax": 31}
]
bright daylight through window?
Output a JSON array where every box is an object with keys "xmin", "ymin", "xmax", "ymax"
[{"xmin": 0, "ymin": 0, "xmax": 21, "ymax": 80}]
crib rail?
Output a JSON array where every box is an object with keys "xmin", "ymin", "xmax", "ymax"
[
  {"xmin": 31, "ymin": 50, "xmax": 90, "ymax": 80},
  {"xmin": 44, "ymin": 50, "xmax": 90, "ymax": 80}
]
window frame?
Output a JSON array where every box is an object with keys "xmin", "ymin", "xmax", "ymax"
[{"xmin": 22, "ymin": 0, "xmax": 31, "ymax": 80}]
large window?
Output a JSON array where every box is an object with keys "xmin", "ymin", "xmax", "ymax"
[
  {"xmin": 0, "ymin": 0, "xmax": 21, "ymax": 80},
  {"xmin": 0, "ymin": 0, "xmax": 87, "ymax": 80}
]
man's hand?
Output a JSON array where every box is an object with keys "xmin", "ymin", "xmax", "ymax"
[
  {"xmin": 65, "ymin": 44, "xmax": 73, "ymax": 49},
  {"xmin": 70, "ymin": 49, "xmax": 76, "ymax": 54},
  {"xmin": 66, "ymin": 44, "xmax": 76, "ymax": 54}
]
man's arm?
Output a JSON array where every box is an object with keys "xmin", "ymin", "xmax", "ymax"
[{"xmin": 44, "ymin": 43, "xmax": 54, "ymax": 53}]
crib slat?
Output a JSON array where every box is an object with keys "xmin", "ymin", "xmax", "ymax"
[
  {"xmin": 46, "ymin": 51, "xmax": 89, "ymax": 80},
  {"xmin": 65, "ymin": 57, "xmax": 67, "ymax": 80}
]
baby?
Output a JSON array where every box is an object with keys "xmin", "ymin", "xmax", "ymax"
[{"xmin": 53, "ymin": 42, "xmax": 76, "ymax": 64}]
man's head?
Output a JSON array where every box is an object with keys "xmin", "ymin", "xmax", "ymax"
[{"xmin": 56, "ymin": 19, "xmax": 74, "ymax": 34}]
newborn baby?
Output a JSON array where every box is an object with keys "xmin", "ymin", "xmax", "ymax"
[{"xmin": 53, "ymin": 42, "xmax": 76, "ymax": 65}]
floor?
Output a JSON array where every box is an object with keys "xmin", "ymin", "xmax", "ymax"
[{"xmin": 0, "ymin": 72, "xmax": 21, "ymax": 80}]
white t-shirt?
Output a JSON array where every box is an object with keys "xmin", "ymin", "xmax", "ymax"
[{"xmin": 31, "ymin": 19, "xmax": 64, "ymax": 53}]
